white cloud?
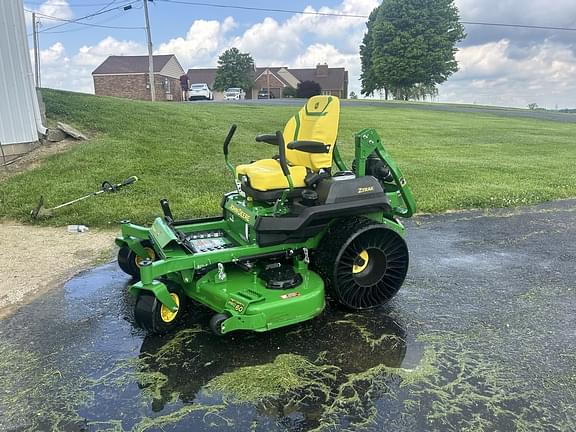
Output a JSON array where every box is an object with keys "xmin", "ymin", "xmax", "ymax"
[
  {"xmin": 25, "ymin": 0, "xmax": 74, "ymax": 26},
  {"xmin": 456, "ymin": 0, "xmax": 576, "ymax": 26},
  {"xmin": 74, "ymin": 36, "xmax": 145, "ymax": 67},
  {"xmin": 232, "ymin": 0, "xmax": 376, "ymax": 64},
  {"xmin": 294, "ymin": 43, "xmax": 358, "ymax": 68},
  {"xmin": 37, "ymin": 37, "xmax": 146, "ymax": 93},
  {"xmin": 232, "ymin": 17, "xmax": 302, "ymax": 65},
  {"xmin": 287, "ymin": 0, "xmax": 377, "ymax": 51},
  {"xmin": 39, "ymin": 41, "xmax": 66, "ymax": 65},
  {"xmin": 33, "ymin": 42, "xmax": 70, "ymax": 90},
  {"xmin": 294, "ymin": 43, "xmax": 361, "ymax": 94},
  {"xmin": 155, "ymin": 17, "xmax": 236, "ymax": 66},
  {"xmin": 38, "ymin": 0, "xmax": 73, "ymax": 20},
  {"xmin": 439, "ymin": 39, "xmax": 576, "ymax": 108}
]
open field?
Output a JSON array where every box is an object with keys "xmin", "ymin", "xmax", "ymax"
[
  {"xmin": 0, "ymin": 89, "xmax": 575, "ymax": 227},
  {"xmin": 229, "ymin": 97, "xmax": 576, "ymax": 123}
]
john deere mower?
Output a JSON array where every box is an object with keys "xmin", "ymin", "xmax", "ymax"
[{"xmin": 116, "ymin": 95, "xmax": 416, "ymax": 335}]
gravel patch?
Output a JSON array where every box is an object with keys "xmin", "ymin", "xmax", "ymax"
[{"xmin": 0, "ymin": 222, "xmax": 114, "ymax": 317}]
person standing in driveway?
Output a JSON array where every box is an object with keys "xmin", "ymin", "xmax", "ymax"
[{"xmin": 180, "ymin": 74, "xmax": 189, "ymax": 101}]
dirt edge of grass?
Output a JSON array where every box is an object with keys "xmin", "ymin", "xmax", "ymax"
[{"xmin": 0, "ymin": 222, "xmax": 117, "ymax": 319}]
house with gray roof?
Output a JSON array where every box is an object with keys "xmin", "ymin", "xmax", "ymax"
[
  {"xmin": 187, "ymin": 64, "xmax": 348, "ymax": 100},
  {"xmin": 92, "ymin": 54, "xmax": 185, "ymax": 101}
]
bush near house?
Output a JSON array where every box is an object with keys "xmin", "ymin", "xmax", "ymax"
[
  {"xmin": 282, "ymin": 87, "xmax": 298, "ymax": 98},
  {"xmin": 296, "ymin": 81, "xmax": 322, "ymax": 98}
]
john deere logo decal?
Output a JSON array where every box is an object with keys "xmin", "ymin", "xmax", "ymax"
[
  {"xmin": 314, "ymin": 102, "xmax": 320, "ymax": 109},
  {"xmin": 229, "ymin": 204, "xmax": 250, "ymax": 222}
]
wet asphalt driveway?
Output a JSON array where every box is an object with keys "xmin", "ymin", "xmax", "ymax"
[{"xmin": 1, "ymin": 200, "xmax": 575, "ymax": 431}]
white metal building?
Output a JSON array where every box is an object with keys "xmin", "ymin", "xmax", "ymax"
[{"xmin": 0, "ymin": 0, "xmax": 46, "ymax": 161}]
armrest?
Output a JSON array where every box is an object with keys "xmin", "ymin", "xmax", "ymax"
[
  {"xmin": 287, "ymin": 140, "xmax": 331, "ymax": 154},
  {"xmin": 255, "ymin": 134, "xmax": 279, "ymax": 145}
]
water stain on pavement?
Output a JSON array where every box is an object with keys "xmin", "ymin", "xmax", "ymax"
[{"xmin": 1, "ymin": 200, "xmax": 575, "ymax": 431}]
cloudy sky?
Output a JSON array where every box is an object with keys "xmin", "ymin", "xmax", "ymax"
[{"xmin": 24, "ymin": 0, "xmax": 576, "ymax": 108}]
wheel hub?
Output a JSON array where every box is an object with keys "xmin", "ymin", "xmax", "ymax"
[
  {"xmin": 352, "ymin": 250, "xmax": 370, "ymax": 274},
  {"xmin": 160, "ymin": 293, "xmax": 180, "ymax": 323},
  {"xmin": 135, "ymin": 247, "xmax": 156, "ymax": 268}
]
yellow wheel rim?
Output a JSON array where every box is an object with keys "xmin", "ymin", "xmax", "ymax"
[
  {"xmin": 160, "ymin": 293, "xmax": 180, "ymax": 323},
  {"xmin": 135, "ymin": 247, "xmax": 156, "ymax": 268},
  {"xmin": 353, "ymin": 250, "xmax": 370, "ymax": 274}
]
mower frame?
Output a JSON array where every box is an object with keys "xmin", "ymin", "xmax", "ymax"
[{"xmin": 116, "ymin": 128, "xmax": 416, "ymax": 334}]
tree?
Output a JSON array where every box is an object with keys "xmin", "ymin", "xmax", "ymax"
[
  {"xmin": 528, "ymin": 103, "xmax": 538, "ymax": 110},
  {"xmin": 349, "ymin": 91, "xmax": 358, "ymax": 99},
  {"xmin": 360, "ymin": 0, "xmax": 465, "ymax": 99},
  {"xmin": 360, "ymin": 7, "xmax": 383, "ymax": 97},
  {"xmin": 398, "ymin": 83, "xmax": 439, "ymax": 101},
  {"xmin": 283, "ymin": 86, "xmax": 297, "ymax": 98},
  {"xmin": 296, "ymin": 80, "xmax": 322, "ymax": 98},
  {"xmin": 213, "ymin": 48, "xmax": 254, "ymax": 92}
]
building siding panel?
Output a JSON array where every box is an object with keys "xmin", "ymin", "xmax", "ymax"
[
  {"xmin": 160, "ymin": 56, "xmax": 185, "ymax": 79},
  {"xmin": 0, "ymin": 0, "xmax": 46, "ymax": 148}
]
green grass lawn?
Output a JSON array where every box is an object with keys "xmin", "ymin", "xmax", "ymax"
[{"xmin": 1, "ymin": 89, "xmax": 575, "ymax": 227}]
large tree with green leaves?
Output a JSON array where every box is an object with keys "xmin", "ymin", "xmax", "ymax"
[
  {"xmin": 360, "ymin": 0, "xmax": 465, "ymax": 99},
  {"xmin": 213, "ymin": 47, "xmax": 254, "ymax": 92}
]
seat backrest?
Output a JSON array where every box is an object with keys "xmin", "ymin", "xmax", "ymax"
[{"xmin": 283, "ymin": 95, "xmax": 340, "ymax": 172}]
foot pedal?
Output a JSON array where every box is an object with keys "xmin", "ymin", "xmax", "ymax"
[{"xmin": 259, "ymin": 264, "xmax": 303, "ymax": 290}]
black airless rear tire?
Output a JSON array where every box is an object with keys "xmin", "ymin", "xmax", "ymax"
[
  {"xmin": 313, "ymin": 217, "xmax": 409, "ymax": 309},
  {"xmin": 134, "ymin": 281, "xmax": 185, "ymax": 334}
]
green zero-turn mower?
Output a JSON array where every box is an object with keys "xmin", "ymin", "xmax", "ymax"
[{"xmin": 116, "ymin": 95, "xmax": 416, "ymax": 335}]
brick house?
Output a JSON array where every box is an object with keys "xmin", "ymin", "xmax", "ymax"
[
  {"xmin": 187, "ymin": 64, "xmax": 348, "ymax": 100},
  {"xmin": 92, "ymin": 54, "xmax": 185, "ymax": 101},
  {"xmin": 252, "ymin": 64, "xmax": 349, "ymax": 99}
]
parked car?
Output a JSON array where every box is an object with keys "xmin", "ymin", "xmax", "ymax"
[
  {"xmin": 257, "ymin": 88, "xmax": 275, "ymax": 99},
  {"xmin": 188, "ymin": 83, "xmax": 213, "ymax": 101},
  {"xmin": 224, "ymin": 88, "xmax": 246, "ymax": 101}
]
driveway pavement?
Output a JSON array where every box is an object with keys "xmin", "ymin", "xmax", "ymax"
[{"xmin": 1, "ymin": 200, "xmax": 574, "ymax": 431}]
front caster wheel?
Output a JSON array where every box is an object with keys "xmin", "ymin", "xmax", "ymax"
[
  {"xmin": 118, "ymin": 241, "xmax": 156, "ymax": 279},
  {"xmin": 134, "ymin": 281, "xmax": 185, "ymax": 334},
  {"xmin": 209, "ymin": 313, "xmax": 229, "ymax": 336}
]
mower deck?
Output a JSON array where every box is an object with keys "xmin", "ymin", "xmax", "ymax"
[
  {"xmin": 119, "ymin": 213, "xmax": 327, "ymax": 334},
  {"xmin": 191, "ymin": 265, "xmax": 325, "ymax": 334}
]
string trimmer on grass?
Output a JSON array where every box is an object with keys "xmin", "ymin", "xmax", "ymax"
[{"xmin": 31, "ymin": 176, "xmax": 139, "ymax": 220}]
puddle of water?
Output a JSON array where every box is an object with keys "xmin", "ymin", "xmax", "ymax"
[
  {"xmin": 0, "ymin": 264, "xmax": 422, "ymax": 432},
  {"xmin": 1, "ymin": 202, "xmax": 576, "ymax": 431}
]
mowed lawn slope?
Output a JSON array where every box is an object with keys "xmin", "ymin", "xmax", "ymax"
[{"xmin": 0, "ymin": 89, "xmax": 575, "ymax": 227}]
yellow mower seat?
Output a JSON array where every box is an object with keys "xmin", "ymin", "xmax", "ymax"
[
  {"xmin": 236, "ymin": 95, "xmax": 340, "ymax": 193},
  {"xmin": 236, "ymin": 160, "xmax": 308, "ymax": 191}
]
